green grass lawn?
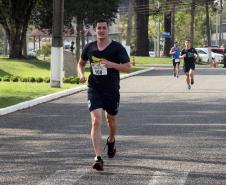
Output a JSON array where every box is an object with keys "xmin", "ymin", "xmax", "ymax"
[
  {"xmin": 0, "ymin": 58, "xmax": 76, "ymax": 108},
  {"xmin": 132, "ymin": 56, "xmax": 172, "ymax": 65},
  {"xmin": 0, "ymin": 56, "xmax": 166, "ymax": 108},
  {"xmin": 0, "ymin": 58, "xmax": 50, "ymax": 77},
  {"xmin": 0, "ymin": 82, "xmax": 77, "ymax": 108}
]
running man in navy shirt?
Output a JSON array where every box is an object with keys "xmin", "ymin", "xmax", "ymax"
[
  {"xmin": 77, "ymin": 19, "xmax": 131, "ymax": 171},
  {"xmin": 180, "ymin": 39, "xmax": 199, "ymax": 90}
]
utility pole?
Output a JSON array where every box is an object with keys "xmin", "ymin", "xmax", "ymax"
[
  {"xmin": 157, "ymin": 1, "xmax": 160, "ymax": 57},
  {"xmin": 219, "ymin": 0, "xmax": 223, "ymax": 46},
  {"xmin": 50, "ymin": 0, "xmax": 64, "ymax": 88},
  {"xmin": 126, "ymin": 0, "xmax": 134, "ymax": 46},
  {"xmin": 205, "ymin": 1, "xmax": 212, "ymax": 63},
  {"xmin": 216, "ymin": 9, "xmax": 219, "ymax": 46}
]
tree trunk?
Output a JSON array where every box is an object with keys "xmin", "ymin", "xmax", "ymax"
[
  {"xmin": 2, "ymin": 27, "xmax": 8, "ymax": 56},
  {"xmin": 205, "ymin": 2, "xmax": 211, "ymax": 47},
  {"xmin": 22, "ymin": 33, "xmax": 28, "ymax": 56},
  {"xmin": 7, "ymin": 26, "xmax": 25, "ymax": 58},
  {"xmin": 163, "ymin": 12, "xmax": 171, "ymax": 56},
  {"xmin": 190, "ymin": 0, "xmax": 196, "ymax": 46},
  {"xmin": 81, "ymin": 21, "xmax": 85, "ymax": 49},
  {"xmin": 75, "ymin": 16, "xmax": 82, "ymax": 62},
  {"xmin": 126, "ymin": 0, "xmax": 134, "ymax": 46},
  {"xmin": 135, "ymin": 0, "xmax": 149, "ymax": 56},
  {"xmin": 171, "ymin": 4, "xmax": 175, "ymax": 45}
]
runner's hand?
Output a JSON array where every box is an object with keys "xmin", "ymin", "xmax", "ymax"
[
  {"xmin": 181, "ymin": 54, "xmax": 186, "ymax": 58},
  {"xmin": 194, "ymin": 54, "xmax": 198, "ymax": 58},
  {"xmin": 79, "ymin": 75, "xmax": 87, "ymax": 83},
  {"xmin": 100, "ymin": 59, "xmax": 113, "ymax": 68}
]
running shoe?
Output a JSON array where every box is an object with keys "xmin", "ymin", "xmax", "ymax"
[
  {"xmin": 188, "ymin": 84, "xmax": 191, "ymax": 90},
  {"xmin": 92, "ymin": 156, "xmax": 104, "ymax": 171},
  {"xmin": 191, "ymin": 79, "xmax": 194, "ymax": 85},
  {"xmin": 106, "ymin": 137, "xmax": 116, "ymax": 158}
]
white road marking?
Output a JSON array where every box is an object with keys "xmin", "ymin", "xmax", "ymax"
[
  {"xmin": 37, "ymin": 168, "xmax": 89, "ymax": 185},
  {"xmin": 148, "ymin": 171, "xmax": 189, "ymax": 185}
]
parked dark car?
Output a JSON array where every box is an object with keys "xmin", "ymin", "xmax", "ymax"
[{"xmin": 211, "ymin": 48, "xmax": 224, "ymax": 54}]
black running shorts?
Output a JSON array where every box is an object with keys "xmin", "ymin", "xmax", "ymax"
[
  {"xmin": 87, "ymin": 87, "xmax": 120, "ymax": 116},
  {"xmin": 183, "ymin": 63, "xmax": 195, "ymax": 73},
  {"xmin": 172, "ymin": 59, "xmax": 180, "ymax": 67}
]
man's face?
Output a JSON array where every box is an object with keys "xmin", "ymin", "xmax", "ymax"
[
  {"xmin": 95, "ymin": 22, "xmax": 109, "ymax": 39},
  {"xmin": 185, "ymin": 40, "xmax": 190, "ymax": 48}
]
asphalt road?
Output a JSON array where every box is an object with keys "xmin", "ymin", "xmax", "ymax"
[{"xmin": 0, "ymin": 66, "xmax": 226, "ymax": 185}]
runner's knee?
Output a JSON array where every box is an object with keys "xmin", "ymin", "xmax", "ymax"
[
  {"xmin": 91, "ymin": 113, "xmax": 102, "ymax": 128},
  {"xmin": 106, "ymin": 114, "xmax": 117, "ymax": 126}
]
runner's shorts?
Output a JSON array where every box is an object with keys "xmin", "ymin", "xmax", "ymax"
[
  {"xmin": 87, "ymin": 87, "xmax": 120, "ymax": 116},
  {"xmin": 183, "ymin": 63, "xmax": 195, "ymax": 73},
  {"xmin": 172, "ymin": 59, "xmax": 180, "ymax": 67}
]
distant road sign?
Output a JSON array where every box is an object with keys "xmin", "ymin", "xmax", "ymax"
[{"xmin": 162, "ymin": 32, "xmax": 170, "ymax": 38}]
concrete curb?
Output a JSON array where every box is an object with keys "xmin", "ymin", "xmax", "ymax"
[{"xmin": 0, "ymin": 67, "xmax": 154, "ymax": 116}]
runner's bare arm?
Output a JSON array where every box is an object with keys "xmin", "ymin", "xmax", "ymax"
[
  {"xmin": 194, "ymin": 53, "xmax": 199, "ymax": 63},
  {"xmin": 100, "ymin": 59, "xmax": 131, "ymax": 73},
  {"xmin": 180, "ymin": 54, "xmax": 186, "ymax": 59},
  {"xmin": 169, "ymin": 47, "xmax": 175, "ymax": 55},
  {"xmin": 77, "ymin": 58, "xmax": 87, "ymax": 83}
]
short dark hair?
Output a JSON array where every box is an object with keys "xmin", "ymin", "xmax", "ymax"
[
  {"xmin": 93, "ymin": 19, "xmax": 109, "ymax": 28},
  {"xmin": 185, "ymin": 38, "xmax": 191, "ymax": 42}
]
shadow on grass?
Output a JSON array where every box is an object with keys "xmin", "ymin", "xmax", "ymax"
[
  {"xmin": 0, "ymin": 69, "xmax": 12, "ymax": 77},
  {"xmin": 0, "ymin": 96, "xmax": 32, "ymax": 108}
]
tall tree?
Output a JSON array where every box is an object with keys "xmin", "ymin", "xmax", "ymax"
[
  {"xmin": 135, "ymin": 0, "xmax": 149, "ymax": 56},
  {"xmin": 163, "ymin": 11, "xmax": 171, "ymax": 56},
  {"xmin": 0, "ymin": 0, "xmax": 37, "ymax": 58}
]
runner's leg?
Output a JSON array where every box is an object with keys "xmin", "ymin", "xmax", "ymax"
[
  {"xmin": 90, "ymin": 108, "xmax": 103, "ymax": 157},
  {"xmin": 186, "ymin": 72, "xmax": 190, "ymax": 85},
  {"xmin": 190, "ymin": 69, "xmax": 194, "ymax": 84},
  {"xmin": 105, "ymin": 112, "xmax": 117, "ymax": 142},
  {"xmin": 105, "ymin": 112, "xmax": 117, "ymax": 158},
  {"xmin": 173, "ymin": 60, "xmax": 176, "ymax": 77},
  {"xmin": 176, "ymin": 63, "xmax": 179, "ymax": 77}
]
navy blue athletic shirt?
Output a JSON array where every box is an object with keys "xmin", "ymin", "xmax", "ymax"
[
  {"xmin": 181, "ymin": 47, "xmax": 198, "ymax": 66},
  {"xmin": 81, "ymin": 40, "xmax": 130, "ymax": 92}
]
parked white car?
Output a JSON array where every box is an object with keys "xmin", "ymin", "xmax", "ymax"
[
  {"xmin": 195, "ymin": 48, "xmax": 223, "ymax": 63},
  {"xmin": 149, "ymin": 51, "xmax": 156, "ymax": 57}
]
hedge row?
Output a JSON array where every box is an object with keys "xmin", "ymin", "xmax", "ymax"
[{"xmin": 0, "ymin": 76, "xmax": 80, "ymax": 84}]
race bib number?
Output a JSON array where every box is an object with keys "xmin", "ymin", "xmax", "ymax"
[
  {"xmin": 91, "ymin": 63, "xmax": 107, "ymax": 75},
  {"xmin": 175, "ymin": 59, "xmax": 180, "ymax": 63}
]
